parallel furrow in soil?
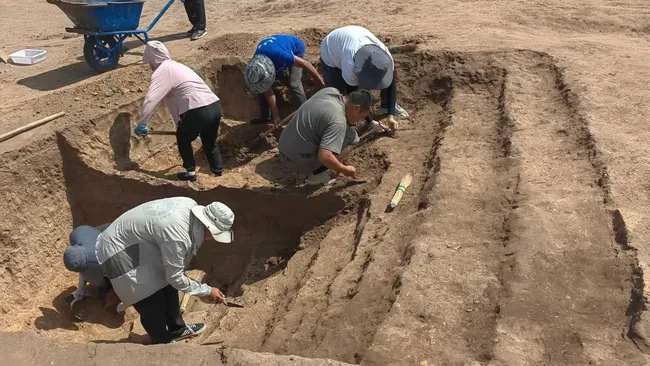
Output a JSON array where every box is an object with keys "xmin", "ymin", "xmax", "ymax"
[
  {"xmin": 491, "ymin": 54, "xmax": 647, "ymax": 365},
  {"xmin": 363, "ymin": 79, "xmax": 512, "ymax": 365}
]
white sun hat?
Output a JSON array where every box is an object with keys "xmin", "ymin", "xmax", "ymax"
[{"xmin": 191, "ymin": 202, "xmax": 235, "ymax": 243}]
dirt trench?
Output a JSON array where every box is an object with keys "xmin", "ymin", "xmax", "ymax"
[{"xmin": 0, "ymin": 40, "xmax": 648, "ymax": 365}]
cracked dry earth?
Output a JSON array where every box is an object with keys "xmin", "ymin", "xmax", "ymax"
[{"xmin": 2, "ymin": 1, "xmax": 650, "ymax": 365}]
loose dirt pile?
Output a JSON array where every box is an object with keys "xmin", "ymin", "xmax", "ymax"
[{"xmin": 1, "ymin": 29, "xmax": 649, "ymax": 366}]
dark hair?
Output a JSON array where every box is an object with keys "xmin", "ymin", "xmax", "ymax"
[{"xmin": 348, "ymin": 89, "xmax": 374, "ymax": 111}]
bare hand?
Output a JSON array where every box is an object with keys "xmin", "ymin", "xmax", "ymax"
[
  {"xmin": 272, "ymin": 118, "xmax": 282, "ymax": 129},
  {"xmin": 386, "ymin": 115, "xmax": 398, "ymax": 133},
  {"xmin": 210, "ymin": 287, "xmax": 227, "ymax": 304},
  {"xmin": 342, "ymin": 165, "xmax": 356, "ymax": 177}
]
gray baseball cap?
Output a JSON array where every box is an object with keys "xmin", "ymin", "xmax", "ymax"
[
  {"xmin": 353, "ymin": 44, "xmax": 394, "ymax": 90},
  {"xmin": 244, "ymin": 54, "xmax": 276, "ymax": 95},
  {"xmin": 64, "ymin": 246, "xmax": 88, "ymax": 272},
  {"xmin": 191, "ymin": 202, "xmax": 235, "ymax": 243}
]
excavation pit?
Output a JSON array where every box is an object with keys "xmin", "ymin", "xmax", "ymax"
[
  {"xmin": 0, "ymin": 47, "xmax": 478, "ymax": 363},
  {"xmin": 6, "ymin": 40, "xmax": 637, "ymax": 366}
]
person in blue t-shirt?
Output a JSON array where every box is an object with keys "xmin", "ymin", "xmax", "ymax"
[{"xmin": 244, "ymin": 34, "xmax": 325, "ymax": 127}]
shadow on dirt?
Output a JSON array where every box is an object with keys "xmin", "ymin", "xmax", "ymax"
[
  {"xmin": 34, "ymin": 286, "xmax": 125, "ymax": 331},
  {"xmin": 17, "ymin": 61, "xmax": 98, "ymax": 91}
]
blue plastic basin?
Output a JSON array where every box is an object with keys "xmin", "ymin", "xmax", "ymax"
[{"xmin": 48, "ymin": 0, "xmax": 145, "ymax": 32}]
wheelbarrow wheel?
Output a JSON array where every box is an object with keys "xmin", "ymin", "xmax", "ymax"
[{"xmin": 83, "ymin": 35, "xmax": 121, "ymax": 73}]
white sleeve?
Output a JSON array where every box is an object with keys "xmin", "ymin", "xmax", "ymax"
[
  {"xmin": 341, "ymin": 55, "xmax": 358, "ymax": 86},
  {"xmin": 159, "ymin": 239, "xmax": 211, "ymax": 297}
]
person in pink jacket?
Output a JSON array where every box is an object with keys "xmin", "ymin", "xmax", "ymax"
[{"xmin": 135, "ymin": 41, "xmax": 223, "ymax": 181}]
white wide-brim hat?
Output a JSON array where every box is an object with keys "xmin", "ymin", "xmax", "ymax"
[{"xmin": 191, "ymin": 202, "xmax": 235, "ymax": 243}]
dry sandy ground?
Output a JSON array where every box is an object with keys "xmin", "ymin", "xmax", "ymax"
[{"xmin": 2, "ymin": 0, "xmax": 650, "ymax": 365}]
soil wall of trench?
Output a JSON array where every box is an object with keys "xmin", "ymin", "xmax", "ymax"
[{"xmin": 1, "ymin": 29, "xmax": 648, "ymax": 366}]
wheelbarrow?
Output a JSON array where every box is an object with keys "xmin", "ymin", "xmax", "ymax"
[{"xmin": 47, "ymin": 0, "xmax": 178, "ymax": 73}]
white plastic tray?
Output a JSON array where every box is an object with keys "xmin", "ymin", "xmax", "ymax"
[{"xmin": 9, "ymin": 49, "xmax": 47, "ymax": 65}]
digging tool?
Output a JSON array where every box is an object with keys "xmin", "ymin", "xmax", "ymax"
[
  {"xmin": 251, "ymin": 111, "xmax": 296, "ymax": 145},
  {"xmin": 179, "ymin": 269, "xmax": 206, "ymax": 313},
  {"xmin": 225, "ymin": 301, "xmax": 244, "ymax": 308},
  {"xmin": 148, "ymin": 130, "xmax": 176, "ymax": 136},
  {"xmin": 389, "ymin": 173, "xmax": 413, "ymax": 209},
  {"xmin": 0, "ymin": 112, "xmax": 65, "ymax": 142},
  {"xmin": 360, "ymin": 120, "xmax": 393, "ymax": 141}
]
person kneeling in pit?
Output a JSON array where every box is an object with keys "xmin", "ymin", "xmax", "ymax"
[
  {"xmin": 96, "ymin": 197, "xmax": 234, "ymax": 344},
  {"xmin": 278, "ymin": 87, "xmax": 372, "ymax": 185},
  {"xmin": 63, "ymin": 224, "xmax": 113, "ymax": 308}
]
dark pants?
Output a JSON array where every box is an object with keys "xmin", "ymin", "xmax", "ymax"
[
  {"xmin": 183, "ymin": 0, "xmax": 206, "ymax": 30},
  {"xmin": 320, "ymin": 58, "xmax": 397, "ymax": 117},
  {"xmin": 257, "ymin": 66, "xmax": 307, "ymax": 121},
  {"xmin": 133, "ymin": 285, "xmax": 185, "ymax": 344},
  {"xmin": 176, "ymin": 101, "xmax": 223, "ymax": 174}
]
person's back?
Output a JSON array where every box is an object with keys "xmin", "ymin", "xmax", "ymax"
[
  {"xmin": 254, "ymin": 34, "xmax": 305, "ymax": 73},
  {"xmin": 320, "ymin": 25, "xmax": 391, "ymax": 69},
  {"xmin": 97, "ymin": 196, "xmax": 203, "ymax": 309},
  {"xmin": 153, "ymin": 60, "xmax": 218, "ymax": 123},
  {"xmin": 279, "ymin": 87, "xmax": 347, "ymax": 166}
]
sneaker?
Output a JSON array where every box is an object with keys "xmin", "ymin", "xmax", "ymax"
[
  {"xmin": 379, "ymin": 104, "xmax": 409, "ymax": 117},
  {"xmin": 172, "ymin": 323, "xmax": 206, "ymax": 342},
  {"xmin": 210, "ymin": 168, "xmax": 223, "ymax": 177},
  {"xmin": 186, "ymin": 26, "xmax": 196, "ymax": 36},
  {"xmin": 250, "ymin": 117, "xmax": 271, "ymax": 125},
  {"xmin": 177, "ymin": 172, "xmax": 197, "ymax": 182},
  {"xmin": 306, "ymin": 170, "xmax": 331, "ymax": 185},
  {"xmin": 190, "ymin": 29, "xmax": 207, "ymax": 41}
]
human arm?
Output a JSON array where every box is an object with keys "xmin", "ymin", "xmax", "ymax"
[
  {"xmin": 294, "ymin": 56, "xmax": 325, "ymax": 89},
  {"xmin": 383, "ymin": 76, "xmax": 398, "ymax": 132},
  {"xmin": 318, "ymin": 149, "xmax": 356, "ymax": 176},
  {"xmin": 72, "ymin": 273, "xmax": 89, "ymax": 299},
  {"xmin": 318, "ymin": 121, "xmax": 356, "ymax": 176},
  {"xmin": 264, "ymin": 89, "xmax": 281, "ymax": 127},
  {"xmin": 137, "ymin": 67, "xmax": 172, "ymax": 128},
  {"xmin": 160, "ymin": 239, "xmax": 212, "ymax": 298}
]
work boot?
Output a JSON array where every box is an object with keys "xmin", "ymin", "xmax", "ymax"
[
  {"xmin": 378, "ymin": 104, "xmax": 409, "ymax": 117},
  {"xmin": 171, "ymin": 323, "xmax": 206, "ymax": 342},
  {"xmin": 190, "ymin": 29, "xmax": 207, "ymax": 41},
  {"xmin": 177, "ymin": 171, "xmax": 197, "ymax": 182}
]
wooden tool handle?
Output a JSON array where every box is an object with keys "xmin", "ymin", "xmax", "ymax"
[
  {"xmin": 0, "ymin": 111, "xmax": 65, "ymax": 142},
  {"xmin": 179, "ymin": 270, "xmax": 206, "ymax": 313},
  {"xmin": 389, "ymin": 174, "xmax": 413, "ymax": 208},
  {"xmin": 260, "ymin": 111, "xmax": 296, "ymax": 137}
]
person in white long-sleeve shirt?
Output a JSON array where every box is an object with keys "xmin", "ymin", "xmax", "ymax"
[{"xmin": 96, "ymin": 197, "xmax": 235, "ymax": 344}]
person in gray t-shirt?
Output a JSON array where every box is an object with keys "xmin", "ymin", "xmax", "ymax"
[{"xmin": 278, "ymin": 87, "xmax": 373, "ymax": 184}]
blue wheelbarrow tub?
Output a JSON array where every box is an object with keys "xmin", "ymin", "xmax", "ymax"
[{"xmin": 48, "ymin": 0, "xmax": 146, "ymax": 32}]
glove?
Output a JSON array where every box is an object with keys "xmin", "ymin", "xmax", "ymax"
[{"xmin": 134, "ymin": 124, "xmax": 149, "ymax": 137}]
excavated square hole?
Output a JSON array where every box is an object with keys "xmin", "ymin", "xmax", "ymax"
[{"xmin": 0, "ymin": 46, "xmax": 495, "ymax": 364}]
